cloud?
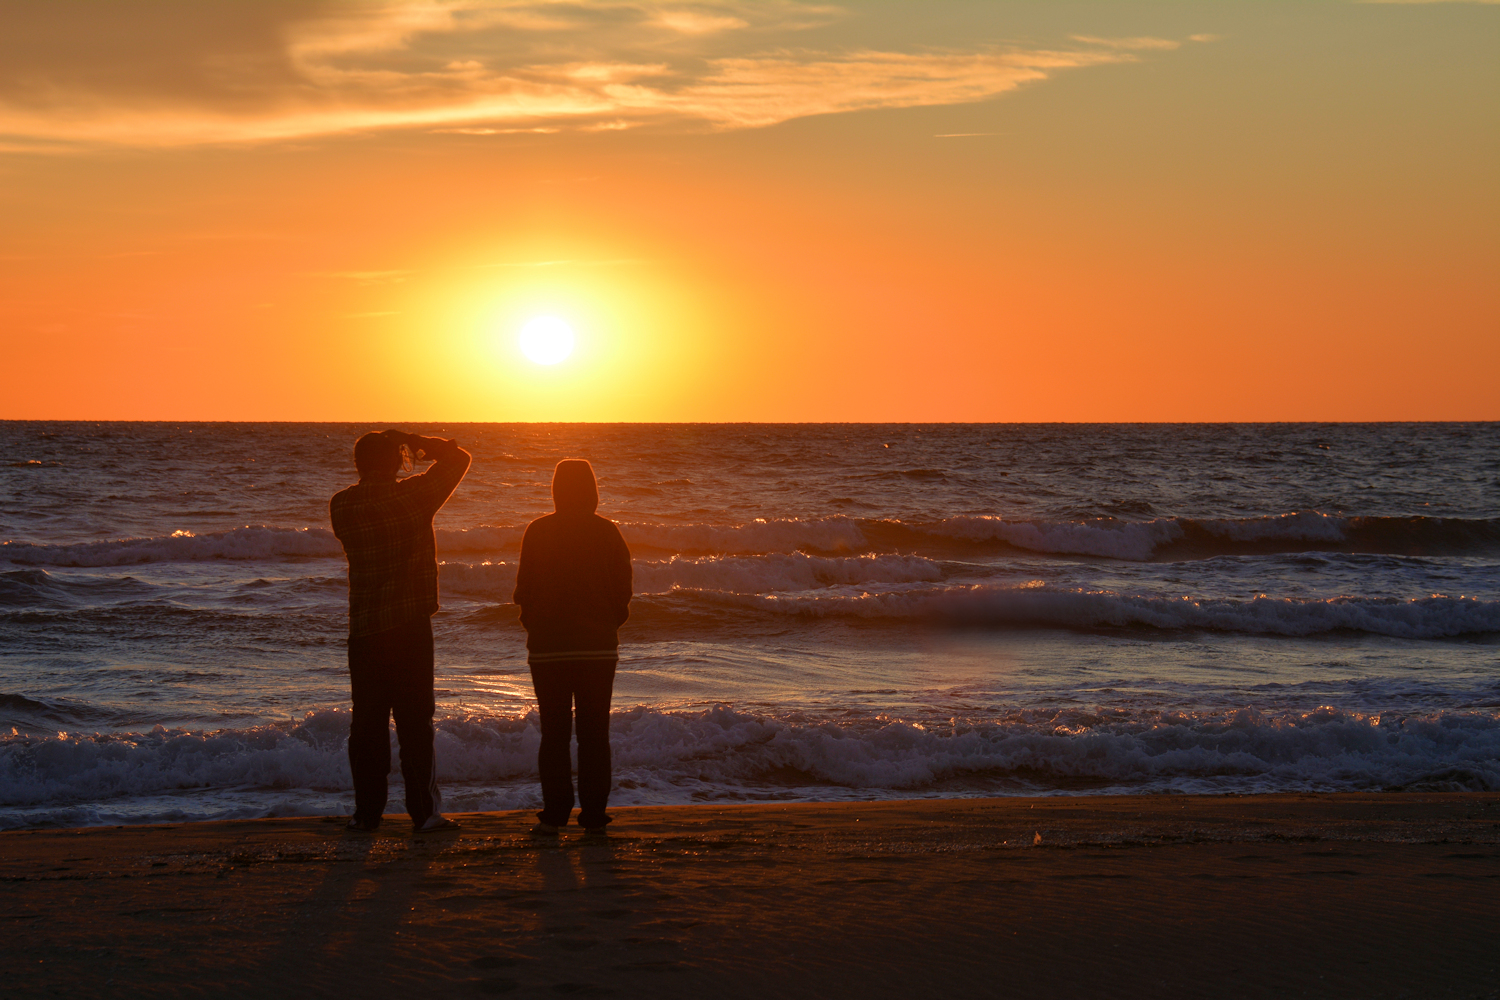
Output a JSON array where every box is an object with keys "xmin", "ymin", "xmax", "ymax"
[
  {"xmin": 431, "ymin": 125, "xmax": 562, "ymax": 134},
  {"xmin": 0, "ymin": 1, "xmax": 1184, "ymax": 149},
  {"xmin": 652, "ymin": 11, "xmax": 750, "ymax": 34},
  {"xmin": 1070, "ymin": 35, "xmax": 1181, "ymax": 50},
  {"xmin": 656, "ymin": 49, "xmax": 1128, "ymax": 129}
]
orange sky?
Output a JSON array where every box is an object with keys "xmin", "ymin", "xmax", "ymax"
[{"xmin": 2, "ymin": 1, "xmax": 1496, "ymax": 421}]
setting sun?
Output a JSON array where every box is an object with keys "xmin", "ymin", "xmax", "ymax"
[{"xmin": 518, "ymin": 316, "xmax": 575, "ymax": 366}]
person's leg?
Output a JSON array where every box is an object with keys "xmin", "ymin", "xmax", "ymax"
[
  {"xmin": 347, "ymin": 633, "xmax": 394, "ymax": 826},
  {"xmin": 529, "ymin": 665, "xmax": 577, "ymax": 827},
  {"xmin": 389, "ymin": 618, "xmax": 438, "ymax": 828},
  {"xmin": 573, "ymin": 661, "xmax": 617, "ymax": 829}
]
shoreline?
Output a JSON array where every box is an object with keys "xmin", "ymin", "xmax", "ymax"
[{"xmin": 6, "ymin": 792, "xmax": 1499, "ymax": 998}]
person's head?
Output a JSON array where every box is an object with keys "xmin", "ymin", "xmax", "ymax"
[
  {"xmin": 552, "ymin": 459, "xmax": 599, "ymax": 515},
  {"xmin": 353, "ymin": 432, "xmax": 402, "ymax": 482}
]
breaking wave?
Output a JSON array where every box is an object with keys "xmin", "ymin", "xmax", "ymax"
[{"xmin": 4, "ymin": 704, "xmax": 1497, "ymax": 828}]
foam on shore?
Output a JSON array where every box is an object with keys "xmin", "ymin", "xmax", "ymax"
[{"xmin": 4, "ymin": 703, "xmax": 1497, "ymax": 828}]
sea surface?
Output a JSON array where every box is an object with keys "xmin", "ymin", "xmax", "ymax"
[{"xmin": 1, "ymin": 422, "xmax": 1497, "ymax": 829}]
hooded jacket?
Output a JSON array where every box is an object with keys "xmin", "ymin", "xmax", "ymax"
[{"xmin": 513, "ymin": 460, "xmax": 632, "ymax": 664}]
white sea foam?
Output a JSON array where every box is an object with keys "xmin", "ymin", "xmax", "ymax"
[
  {"xmin": 674, "ymin": 585, "xmax": 1500, "ymax": 638},
  {"xmin": 4, "ymin": 704, "xmax": 1497, "ymax": 828}
]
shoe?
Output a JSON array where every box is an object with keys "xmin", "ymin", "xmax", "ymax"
[
  {"xmin": 414, "ymin": 814, "xmax": 460, "ymax": 833},
  {"xmin": 578, "ymin": 813, "xmax": 613, "ymax": 832},
  {"xmin": 529, "ymin": 822, "xmax": 560, "ymax": 836},
  {"xmin": 346, "ymin": 816, "xmax": 380, "ymax": 832},
  {"xmin": 581, "ymin": 826, "xmax": 609, "ymax": 838}
]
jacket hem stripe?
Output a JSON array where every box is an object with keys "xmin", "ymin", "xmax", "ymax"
[{"xmin": 528, "ymin": 650, "xmax": 619, "ymax": 663}]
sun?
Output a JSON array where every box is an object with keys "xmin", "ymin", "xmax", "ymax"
[{"xmin": 518, "ymin": 315, "xmax": 575, "ymax": 365}]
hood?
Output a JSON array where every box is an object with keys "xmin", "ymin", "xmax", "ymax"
[{"xmin": 551, "ymin": 459, "xmax": 599, "ymax": 515}]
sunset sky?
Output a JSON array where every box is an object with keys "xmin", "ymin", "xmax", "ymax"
[{"xmin": 2, "ymin": 1, "xmax": 1495, "ymax": 422}]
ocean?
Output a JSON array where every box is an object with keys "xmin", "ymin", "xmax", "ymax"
[{"xmin": 1, "ymin": 422, "xmax": 1497, "ymax": 829}]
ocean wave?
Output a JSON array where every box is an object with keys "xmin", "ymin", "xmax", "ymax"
[
  {"xmin": 3, "ymin": 704, "xmax": 1497, "ymax": 827},
  {"xmin": 5, "ymin": 512, "xmax": 1495, "ymax": 569},
  {"xmin": 619, "ymin": 518, "xmax": 868, "ymax": 555},
  {"xmin": 436, "ymin": 524, "xmax": 525, "ymax": 553},
  {"xmin": 0, "ymin": 691, "xmax": 133, "ymax": 730},
  {"xmin": 666, "ymin": 585, "xmax": 1500, "ymax": 638},
  {"xmin": 867, "ymin": 512, "xmax": 1500, "ymax": 561},
  {"xmin": 1, "ymin": 526, "xmax": 343, "ymax": 567},
  {"xmin": 0, "ymin": 567, "xmax": 166, "ymax": 607},
  {"xmin": 0, "ymin": 568, "xmax": 73, "ymax": 606},
  {"xmin": 0, "ymin": 518, "xmax": 870, "ymax": 567},
  {"xmin": 618, "ymin": 511, "xmax": 1500, "ymax": 561},
  {"xmin": 439, "ymin": 552, "xmax": 946, "ymax": 600},
  {"xmin": 440, "ymin": 519, "xmax": 871, "ymax": 558}
]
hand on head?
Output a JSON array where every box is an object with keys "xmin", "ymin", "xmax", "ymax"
[
  {"xmin": 388, "ymin": 430, "xmax": 464, "ymax": 464},
  {"xmin": 379, "ymin": 429, "xmax": 414, "ymax": 447},
  {"xmin": 353, "ymin": 430, "xmax": 409, "ymax": 481}
]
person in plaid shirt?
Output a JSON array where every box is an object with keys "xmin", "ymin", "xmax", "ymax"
[{"xmin": 331, "ymin": 429, "xmax": 470, "ymax": 832}]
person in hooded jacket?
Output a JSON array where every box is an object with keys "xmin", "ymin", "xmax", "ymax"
[{"xmin": 514, "ymin": 459, "xmax": 632, "ymax": 834}]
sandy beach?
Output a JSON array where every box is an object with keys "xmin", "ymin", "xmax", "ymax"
[{"xmin": 5, "ymin": 793, "xmax": 1499, "ymax": 999}]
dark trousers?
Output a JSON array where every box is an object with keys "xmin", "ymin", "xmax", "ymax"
[
  {"xmin": 348, "ymin": 618, "xmax": 438, "ymax": 827},
  {"xmin": 530, "ymin": 660, "xmax": 617, "ymax": 828}
]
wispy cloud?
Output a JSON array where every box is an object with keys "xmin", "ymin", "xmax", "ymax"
[
  {"xmin": 1070, "ymin": 35, "xmax": 1182, "ymax": 51},
  {"xmin": 652, "ymin": 11, "xmax": 750, "ymax": 34},
  {"xmin": 0, "ymin": 1, "xmax": 1193, "ymax": 149},
  {"xmin": 431, "ymin": 125, "xmax": 562, "ymax": 134},
  {"xmin": 648, "ymin": 48, "xmax": 1130, "ymax": 129}
]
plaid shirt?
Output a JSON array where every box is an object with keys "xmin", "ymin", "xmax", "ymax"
[{"xmin": 330, "ymin": 448, "xmax": 470, "ymax": 639}]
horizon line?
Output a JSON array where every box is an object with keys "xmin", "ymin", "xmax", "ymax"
[{"xmin": 3, "ymin": 418, "xmax": 1496, "ymax": 426}]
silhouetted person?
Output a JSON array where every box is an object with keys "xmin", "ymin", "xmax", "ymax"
[
  {"xmin": 514, "ymin": 460, "xmax": 632, "ymax": 834},
  {"xmin": 331, "ymin": 429, "xmax": 470, "ymax": 833}
]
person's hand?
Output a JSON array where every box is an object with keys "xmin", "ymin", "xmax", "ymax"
[
  {"xmin": 416, "ymin": 435, "xmax": 458, "ymax": 460},
  {"xmin": 376, "ymin": 429, "xmax": 422, "ymax": 464}
]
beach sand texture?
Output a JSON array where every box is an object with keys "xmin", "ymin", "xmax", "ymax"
[{"xmin": 6, "ymin": 794, "xmax": 1500, "ymax": 999}]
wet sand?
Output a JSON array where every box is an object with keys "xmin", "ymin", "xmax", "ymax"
[{"xmin": 5, "ymin": 793, "xmax": 1500, "ymax": 1000}]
